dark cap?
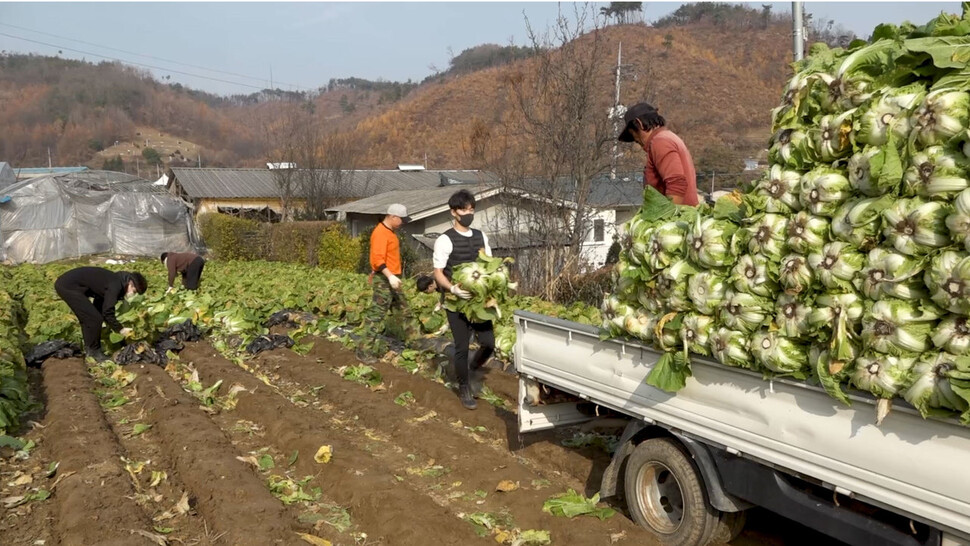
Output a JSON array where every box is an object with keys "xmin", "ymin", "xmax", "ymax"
[{"xmin": 617, "ymin": 102, "xmax": 658, "ymax": 142}]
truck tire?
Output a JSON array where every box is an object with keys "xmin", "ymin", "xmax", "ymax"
[
  {"xmin": 624, "ymin": 438, "xmax": 720, "ymax": 546},
  {"xmin": 709, "ymin": 510, "xmax": 746, "ymax": 544}
]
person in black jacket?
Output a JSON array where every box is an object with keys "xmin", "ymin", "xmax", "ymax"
[
  {"xmin": 54, "ymin": 267, "xmax": 148, "ymax": 362},
  {"xmin": 432, "ymin": 189, "xmax": 495, "ymax": 410}
]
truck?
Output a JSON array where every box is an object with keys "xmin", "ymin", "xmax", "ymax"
[{"xmin": 513, "ymin": 310, "xmax": 970, "ymax": 546}]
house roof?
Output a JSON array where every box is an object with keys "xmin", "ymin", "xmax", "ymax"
[
  {"xmin": 327, "ymin": 183, "xmax": 502, "ymax": 221},
  {"xmin": 170, "ymin": 167, "xmax": 495, "ymax": 200}
]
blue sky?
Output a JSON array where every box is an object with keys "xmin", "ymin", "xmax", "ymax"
[{"xmin": 0, "ymin": 2, "xmax": 962, "ymax": 96}]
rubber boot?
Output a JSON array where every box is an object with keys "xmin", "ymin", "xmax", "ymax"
[
  {"xmin": 86, "ymin": 348, "xmax": 109, "ymax": 363},
  {"xmin": 458, "ymin": 384, "xmax": 477, "ymax": 410}
]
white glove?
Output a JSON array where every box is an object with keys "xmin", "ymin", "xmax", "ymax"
[
  {"xmin": 451, "ymin": 284, "xmax": 472, "ymax": 300},
  {"xmin": 165, "ymin": 287, "xmax": 175, "ymax": 294},
  {"xmin": 119, "ymin": 328, "xmax": 133, "ymax": 338},
  {"xmin": 387, "ymin": 274, "xmax": 402, "ymax": 290}
]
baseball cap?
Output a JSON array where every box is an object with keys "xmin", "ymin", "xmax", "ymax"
[
  {"xmin": 617, "ymin": 102, "xmax": 658, "ymax": 142},
  {"xmin": 387, "ymin": 203, "xmax": 411, "ymax": 223}
]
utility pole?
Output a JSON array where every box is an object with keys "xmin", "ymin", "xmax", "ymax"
[
  {"xmin": 792, "ymin": 1, "xmax": 805, "ymax": 61},
  {"xmin": 198, "ymin": 152, "xmax": 201, "ymax": 168},
  {"xmin": 609, "ymin": 42, "xmax": 624, "ymax": 181},
  {"xmin": 47, "ymin": 147, "xmax": 52, "ymax": 169}
]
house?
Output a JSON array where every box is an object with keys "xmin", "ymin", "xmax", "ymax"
[
  {"xmin": 168, "ymin": 167, "xmax": 493, "ymax": 221},
  {"xmin": 327, "ymin": 177, "xmax": 643, "ymax": 271}
]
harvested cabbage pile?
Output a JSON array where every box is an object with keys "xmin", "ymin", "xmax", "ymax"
[
  {"xmin": 603, "ymin": 5, "xmax": 970, "ymax": 426},
  {"xmin": 444, "ymin": 252, "xmax": 518, "ymax": 323}
]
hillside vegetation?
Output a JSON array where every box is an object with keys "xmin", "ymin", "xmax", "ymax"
[{"xmin": 0, "ymin": 5, "xmax": 820, "ymax": 175}]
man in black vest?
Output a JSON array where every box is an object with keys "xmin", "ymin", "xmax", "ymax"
[
  {"xmin": 432, "ymin": 189, "xmax": 495, "ymax": 410},
  {"xmin": 54, "ymin": 267, "xmax": 149, "ymax": 362}
]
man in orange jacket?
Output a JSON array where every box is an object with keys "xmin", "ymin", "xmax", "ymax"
[{"xmin": 357, "ymin": 203, "xmax": 413, "ymax": 362}]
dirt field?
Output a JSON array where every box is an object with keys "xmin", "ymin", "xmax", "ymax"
[{"xmin": 0, "ymin": 335, "xmax": 840, "ymax": 546}]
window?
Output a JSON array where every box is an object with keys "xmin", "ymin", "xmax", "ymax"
[{"xmin": 594, "ymin": 219, "xmax": 605, "ymax": 242}]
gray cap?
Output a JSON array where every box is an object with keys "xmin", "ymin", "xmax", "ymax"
[{"xmin": 387, "ymin": 203, "xmax": 411, "ymax": 223}]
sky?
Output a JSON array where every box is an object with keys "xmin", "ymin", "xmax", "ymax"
[{"xmin": 0, "ymin": 2, "xmax": 963, "ymax": 97}]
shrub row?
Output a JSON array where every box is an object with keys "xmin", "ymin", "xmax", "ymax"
[{"xmin": 198, "ymin": 213, "xmax": 366, "ymax": 273}]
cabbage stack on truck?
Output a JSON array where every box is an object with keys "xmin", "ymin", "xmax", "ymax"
[
  {"xmin": 515, "ymin": 6, "xmax": 970, "ymax": 546},
  {"xmin": 515, "ymin": 310, "xmax": 970, "ymax": 546}
]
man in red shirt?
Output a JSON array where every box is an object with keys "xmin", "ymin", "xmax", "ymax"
[{"xmin": 618, "ymin": 102, "xmax": 699, "ymax": 206}]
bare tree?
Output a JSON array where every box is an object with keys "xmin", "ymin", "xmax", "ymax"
[
  {"xmin": 263, "ymin": 100, "xmax": 309, "ymax": 221},
  {"xmin": 470, "ymin": 4, "xmax": 616, "ymax": 299},
  {"xmin": 299, "ymin": 131, "xmax": 363, "ymax": 220}
]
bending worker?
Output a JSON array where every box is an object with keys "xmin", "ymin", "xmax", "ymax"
[
  {"xmin": 618, "ymin": 102, "xmax": 699, "ymax": 206},
  {"xmin": 54, "ymin": 267, "xmax": 148, "ymax": 363},
  {"xmin": 161, "ymin": 251, "xmax": 206, "ymax": 292},
  {"xmin": 358, "ymin": 203, "xmax": 414, "ymax": 362},
  {"xmin": 433, "ymin": 189, "xmax": 495, "ymax": 410}
]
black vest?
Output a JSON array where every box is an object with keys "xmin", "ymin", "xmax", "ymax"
[{"xmin": 443, "ymin": 228, "xmax": 485, "ymax": 280}]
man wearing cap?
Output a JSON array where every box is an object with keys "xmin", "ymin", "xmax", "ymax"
[
  {"xmin": 357, "ymin": 203, "xmax": 413, "ymax": 362},
  {"xmin": 618, "ymin": 102, "xmax": 699, "ymax": 206}
]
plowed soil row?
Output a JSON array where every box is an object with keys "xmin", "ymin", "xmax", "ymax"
[
  {"xmin": 131, "ymin": 363, "xmax": 309, "ymax": 545},
  {"xmin": 179, "ymin": 343, "xmax": 486, "ymax": 545},
  {"xmin": 40, "ymin": 359, "xmax": 157, "ymax": 546},
  {"xmin": 183, "ymin": 341, "xmax": 656, "ymax": 545}
]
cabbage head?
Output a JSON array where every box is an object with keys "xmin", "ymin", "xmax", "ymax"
[
  {"xmin": 778, "ymin": 253, "xmax": 814, "ymax": 295},
  {"xmin": 860, "ymin": 248, "xmax": 926, "ymax": 301},
  {"xmin": 730, "ymin": 254, "xmax": 778, "ymax": 298},
  {"xmin": 776, "ymin": 293, "xmax": 813, "ymax": 338},
  {"xmin": 902, "ymin": 145, "xmax": 970, "ymax": 199},
  {"xmin": 751, "ymin": 330, "xmax": 809, "ymax": 378},
  {"xmin": 721, "ymin": 290, "xmax": 773, "ymax": 333},
  {"xmin": 924, "ymin": 250, "xmax": 970, "ymax": 315},
  {"xmin": 882, "ymin": 198, "xmax": 952, "ymax": 256},
  {"xmin": 686, "ymin": 215, "xmax": 738, "ymax": 269},
  {"xmin": 709, "ymin": 327, "xmax": 756, "ymax": 370},
  {"xmin": 786, "ymin": 211, "xmax": 830, "ymax": 254},
  {"xmin": 646, "ymin": 221, "xmax": 688, "ymax": 270},
  {"xmin": 656, "ymin": 259, "xmax": 697, "ymax": 312},
  {"xmin": 861, "ymin": 298, "xmax": 942, "ymax": 355},
  {"xmin": 946, "ymin": 188, "xmax": 970, "ymax": 251},
  {"xmin": 808, "ymin": 242, "xmax": 866, "ymax": 291},
  {"xmin": 856, "ymin": 84, "xmax": 925, "ymax": 146},
  {"xmin": 903, "ymin": 352, "xmax": 970, "ymax": 419},
  {"xmin": 800, "ymin": 167, "xmax": 852, "ymax": 217},
  {"xmin": 680, "ymin": 313, "xmax": 715, "ymax": 356},
  {"xmin": 850, "ymin": 352, "xmax": 917, "ymax": 399},
  {"xmin": 910, "ymin": 89, "xmax": 970, "ymax": 147},
  {"xmin": 811, "ymin": 109, "xmax": 857, "ymax": 162},
  {"xmin": 687, "ymin": 271, "xmax": 729, "ymax": 315},
  {"xmin": 754, "ymin": 165, "xmax": 803, "ymax": 213},
  {"xmin": 831, "ymin": 195, "xmax": 893, "ymax": 251},
  {"xmin": 933, "ymin": 315, "xmax": 970, "ymax": 356},
  {"xmin": 744, "ymin": 213, "xmax": 789, "ymax": 260}
]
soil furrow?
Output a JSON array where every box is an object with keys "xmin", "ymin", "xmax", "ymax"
[
  {"xmin": 130, "ymin": 363, "xmax": 305, "ymax": 546},
  {"xmin": 246, "ymin": 341, "xmax": 655, "ymax": 544},
  {"xmin": 41, "ymin": 359, "xmax": 156, "ymax": 546},
  {"xmin": 179, "ymin": 343, "xmax": 484, "ymax": 546}
]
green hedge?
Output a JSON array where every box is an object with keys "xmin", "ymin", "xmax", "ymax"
[
  {"xmin": 199, "ymin": 213, "xmax": 367, "ymax": 271},
  {"xmin": 198, "ymin": 213, "xmax": 261, "ymax": 261}
]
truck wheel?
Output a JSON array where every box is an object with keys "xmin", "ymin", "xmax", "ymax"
[
  {"xmin": 624, "ymin": 438, "xmax": 720, "ymax": 546},
  {"xmin": 709, "ymin": 510, "xmax": 746, "ymax": 544}
]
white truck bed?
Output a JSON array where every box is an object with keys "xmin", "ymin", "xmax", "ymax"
[{"xmin": 513, "ymin": 311, "xmax": 970, "ymax": 541}]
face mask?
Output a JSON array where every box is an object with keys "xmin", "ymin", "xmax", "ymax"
[{"xmin": 457, "ymin": 213, "xmax": 474, "ymax": 228}]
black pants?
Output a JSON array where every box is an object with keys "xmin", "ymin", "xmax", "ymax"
[
  {"xmin": 446, "ymin": 310, "xmax": 495, "ymax": 387},
  {"xmin": 54, "ymin": 279, "xmax": 104, "ymax": 354},
  {"xmin": 183, "ymin": 257, "xmax": 205, "ymax": 290}
]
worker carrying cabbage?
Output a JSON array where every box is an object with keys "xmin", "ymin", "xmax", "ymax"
[
  {"xmin": 54, "ymin": 267, "xmax": 148, "ymax": 363},
  {"xmin": 358, "ymin": 203, "xmax": 415, "ymax": 362},
  {"xmin": 618, "ymin": 102, "xmax": 700, "ymax": 206},
  {"xmin": 433, "ymin": 189, "xmax": 496, "ymax": 410}
]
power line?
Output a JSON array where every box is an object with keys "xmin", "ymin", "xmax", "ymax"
[
  {"xmin": 0, "ymin": 30, "xmax": 308, "ymax": 93},
  {"xmin": 0, "ymin": 21, "xmax": 308, "ymax": 90}
]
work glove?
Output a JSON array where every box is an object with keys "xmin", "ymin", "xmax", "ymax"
[
  {"xmin": 451, "ymin": 284, "xmax": 472, "ymax": 300},
  {"xmin": 119, "ymin": 327, "xmax": 133, "ymax": 338},
  {"xmin": 165, "ymin": 287, "xmax": 175, "ymax": 295},
  {"xmin": 387, "ymin": 274, "xmax": 402, "ymax": 290}
]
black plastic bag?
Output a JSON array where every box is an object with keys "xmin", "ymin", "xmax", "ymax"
[
  {"xmin": 265, "ymin": 309, "xmax": 316, "ymax": 329},
  {"xmin": 245, "ymin": 334, "xmax": 295, "ymax": 355},
  {"xmin": 114, "ymin": 342, "xmax": 165, "ymax": 366},
  {"xmin": 25, "ymin": 340, "xmax": 82, "ymax": 367},
  {"xmin": 158, "ymin": 320, "xmax": 204, "ymax": 343}
]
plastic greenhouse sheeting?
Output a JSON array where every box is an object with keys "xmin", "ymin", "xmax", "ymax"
[{"xmin": 0, "ymin": 171, "xmax": 198, "ymax": 264}]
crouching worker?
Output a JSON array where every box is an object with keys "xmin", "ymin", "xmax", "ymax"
[
  {"xmin": 54, "ymin": 267, "xmax": 148, "ymax": 363},
  {"xmin": 357, "ymin": 203, "xmax": 415, "ymax": 363},
  {"xmin": 161, "ymin": 251, "xmax": 205, "ymax": 292},
  {"xmin": 433, "ymin": 189, "xmax": 495, "ymax": 410}
]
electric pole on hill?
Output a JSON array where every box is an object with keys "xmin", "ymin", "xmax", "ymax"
[
  {"xmin": 793, "ymin": 1, "xmax": 805, "ymax": 61},
  {"xmin": 609, "ymin": 43, "xmax": 634, "ymax": 181}
]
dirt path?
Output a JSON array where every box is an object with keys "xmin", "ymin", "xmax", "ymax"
[{"xmin": 40, "ymin": 359, "xmax": 157, "ymax": 546}]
